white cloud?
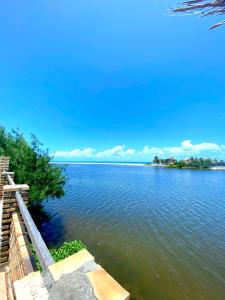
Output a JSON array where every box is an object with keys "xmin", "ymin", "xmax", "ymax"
[
  {"xmin": 139, "ymin": 140, "xmax": 223, "ymax": 158},
  {"xmin": 181, "ymin": 140, "xmax": 220, "ymax": 151},
  {"xmin": 53, "ymin": 140, "xmax": 225, "ymax": 160},
  {"xmin": 54, "ymin": 147, "xmax": 96, "ymax": 158},
  {"xmin": 142, "ymin": 146, "xmax": 165, "ymax": 155},
  {"xmin": 96, "ymin": 145, "xmax": 136, "ymax": 158}
]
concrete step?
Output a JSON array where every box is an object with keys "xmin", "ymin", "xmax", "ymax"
[{"xmin": 0, "ymin": 271, "xmax": 8, "ymax": 300}]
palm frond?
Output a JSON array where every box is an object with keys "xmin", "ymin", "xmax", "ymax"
[{"xmin": 172, "ymin": 0, "xmax": 225, "ymax": 29}]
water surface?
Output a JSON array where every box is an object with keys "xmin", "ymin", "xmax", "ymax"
[{"xmin": 39, "ymin": 164, "xmax": 225, "ymax": 299}]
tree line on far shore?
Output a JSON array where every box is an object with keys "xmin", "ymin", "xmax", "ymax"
[{"xmin": 152, "ymin": 156, "xmax": 225, "ymax": 169}]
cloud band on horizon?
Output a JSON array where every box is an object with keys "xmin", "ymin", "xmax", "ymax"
[{"xmin": 52, "ymin": 140, "xmax": 225, "ymax": 161}]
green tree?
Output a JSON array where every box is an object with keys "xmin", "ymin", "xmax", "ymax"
[
  {"xmin": 0, "ymin": 126, "xmax": 65, "ymax": 204},
  {"xmin": 172, "ymin": 0, "xmax": 225, "ymax": 29},
  {"xmin": 153, "ymin": 156, "xmax": 161, "ymax": 164},
  {"xmin": 176, "ymin": 161, "xmax": 186, "ymax": 169}
]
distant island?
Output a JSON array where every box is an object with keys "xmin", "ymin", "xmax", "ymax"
[{"xmin": 147, "ymin": 156, "xmax": 225, "ymax": 170}]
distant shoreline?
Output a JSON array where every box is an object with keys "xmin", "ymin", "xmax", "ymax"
[
  {"xmin": 148, "ymin": 164, "xmax": 225, "ymax": 170},
  {"xmin": 51, "ymin": 162, "xmax": 145, "ymax": 166},
  {"xmin": 51, "ymin": 162, "xmax": 225, "ymax": 170},
  {"xmin": 210, "ymin": 166, "xmax": 225, "ymax": 170}
]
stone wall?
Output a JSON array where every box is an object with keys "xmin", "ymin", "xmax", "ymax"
[
  {"xmin": 0, "ymin": 157, "xmax": 9, "ymax": 172},
  {"xmin": 0, "ymin": 184, "xmax": 29, "ymax": 270},
  {"xmin": 8, "ymin": 212, "xmax": 34, "ymax": 283},
  {"xmin": 0, "ymin": 157, "xmax": 10, "ymax": 199},
  {"xmin": 0, "ymin": 157, "xmax": 32, "ymax": 274},
  {"xmin": 0, "ymin": 159, "xmax": 13, "ymax": 270}
]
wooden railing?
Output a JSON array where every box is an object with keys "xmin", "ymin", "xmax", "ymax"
[{"xmin": 6, "ymin": 174, "xmax": 54, "ymax": 270}]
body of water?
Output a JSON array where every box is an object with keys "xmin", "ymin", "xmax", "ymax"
[{"xmin": 39, "ymin": 164, "xmax": 225, "ymax": 299}]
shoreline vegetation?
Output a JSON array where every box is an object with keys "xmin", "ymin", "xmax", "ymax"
[{"xmin": 147, "ymin": 156, "xmax": 225, "ymax": 170}]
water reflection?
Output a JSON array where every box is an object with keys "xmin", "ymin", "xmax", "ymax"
[{"xmin": 40, "ymin": 165, "xmax": 225, "ymax": 299}]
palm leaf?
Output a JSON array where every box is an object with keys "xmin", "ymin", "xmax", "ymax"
[{"xmin": 172, "ymin": 0, "xmax": 225, "ymax": 29}]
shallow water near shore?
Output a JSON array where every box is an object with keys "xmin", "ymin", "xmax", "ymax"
[{"xmin": 39, "ymin": 164, "xmax": 225, "ymax": 299}]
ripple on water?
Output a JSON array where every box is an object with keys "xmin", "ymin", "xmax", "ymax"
[{"xmin": 41, "ymin": 165, "xmax": 225, "ymax": 300}]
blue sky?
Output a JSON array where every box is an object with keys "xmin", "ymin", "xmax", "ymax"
[{"xmin": 0, "ymin": 0, "xmax": 225, "ymax": 161}]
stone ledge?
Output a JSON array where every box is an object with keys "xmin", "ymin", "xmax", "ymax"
[
  {"xmin": 87, "ymin": 268, "xmax": 130, "ymax": 300},
  {"xmin": 0, "ymin": 272, "xmax": 7, "ymax": 300},
  {"xmin": 49, "ymin": 249, "xmax": 95, "ymax": 281},
  {"xmin": 48, "ymin": 271, "xmax": 97, "ymax": 300},
  {"xmin": 13, "ymin": 271, "xmax": 49, "ymax": 300},
  {"xmin": 12, "ymin": 249, "xmax": 130, "ymax": 300}
]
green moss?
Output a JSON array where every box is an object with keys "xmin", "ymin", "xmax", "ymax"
[{"xmin": 31, "ymin": 240, "xmax": 87, "ymax": 272}]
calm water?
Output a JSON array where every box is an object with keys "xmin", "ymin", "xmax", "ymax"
[{"xmin": 39, "ymin": 164, "xmax": 225, "ymax": 299}]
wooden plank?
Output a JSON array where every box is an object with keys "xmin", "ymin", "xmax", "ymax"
[
  {"xmin": 1, "ymin": 241, "xmax": 9, "ymax": 247},
  {"xmin": 0, "ymin": 257, "xmax": 8, "ymax": 263},
  {"xmin": 2, "ymin": 219, "xmax": 11, "ymax": 224},
  {"xmin": 2, "ymin": 225, "xmax": 10, "ymax": 230},
  {"xmin": 3, "ymin": 204, "xmax": 10, "ymax": 209},
  {"xmin": 0, "ymin": 251, "xmax": 9, "ymax": 257},
  {"xmin": 2, "ymin": 218, "xmax": 12, "ymax": 224},
  {"xmin": 3, "ymin": 199, "xmax": 17, "ymax": 204},
  {"xmin": 4, "ymin": 207, "xmax": 17, "ymax": 213},
  {"xmin": 1, "ymin": 246, "xmax": 9, "ymax": 252},
  {"xmin": 2, "ymin": 213, "xmax": 10, "ymax": 219},
  {"xmin": 0, "ymin": 262, "xmax": 8, "ymax": 269},
  {"xmin": 2, "ymin": 230, "xmax": 10, "ymax": 236},
  {"xmin": 2, "ymin": 235, "xmax": 9, "ymax": 241}
]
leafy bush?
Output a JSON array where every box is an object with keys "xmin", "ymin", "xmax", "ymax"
[
  {"xmin": 0, "ymin": 126, "xmax": 65, "ymax": 203},
  {"xmin": 50, "ymin": 241, "xmax": 87, "ymax": 262},
  {"xmin": 31, "ymin": 240, "xmax": 87, "ymax": 271}
]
